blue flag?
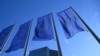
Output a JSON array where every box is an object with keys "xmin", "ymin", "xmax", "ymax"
[
  {"xmin": 6, "ymin": 20, "xmax": 32, "ymax": 53},
  {"xmin": 57, "ymin": 7, "xmax": 86, "ymax": 39},
  {"xmin": 33, "ymin": 13, "xmax": 54, "ymax": 40},
  {"xmin": 0, "ymin": 25, "xmax": 14, "ymax": 50}
]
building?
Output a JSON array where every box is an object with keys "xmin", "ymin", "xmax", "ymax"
[{"xmin": 29, "ymin": 47, "xmax": 58, "ymax": 56}]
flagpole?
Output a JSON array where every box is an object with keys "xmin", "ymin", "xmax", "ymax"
[
  {"xmin": 70, "ymin": 7, "xmax": 100, "ymax": 44},
  {"xmin": 51, "ymin": 13, "xmax": 63, "ymax": 56},
  {"xmin": 23, "ymin": 19, "xmax": 33, "ymax": 56},
  {"xmin": 0, "ymin": 24, "xmax": 15, "ymax": 52}
]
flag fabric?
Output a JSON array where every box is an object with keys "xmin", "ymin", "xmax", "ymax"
[
  {"xmin": 0, "ymin": 25, "xmax": 14, "ymax": 50},
  {"xmin": 33, "ymin": 13, "xmax": 54, "ymax": 40},
  {"xmin": 57, "ymin": 7, "xmax": 86, "ymax": 39},
  {"xmin": 6, "ymin": 20, "xmax": 32, "ymax": 53}
]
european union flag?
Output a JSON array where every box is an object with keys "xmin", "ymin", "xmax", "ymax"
[
  {"xmin": 0, "ymin": 24, "xmax": 14, "ymax": 50},
  {"xmin": 6, "ymin": 20, "xmax": 32, "ymax": 53},
  {"xmin": 57, "ymin": 7, "xmax": 86, "ymax": 39},
  {"xmin": 33, "ymin": 13, "xmax": 54, "ymax": 40}
]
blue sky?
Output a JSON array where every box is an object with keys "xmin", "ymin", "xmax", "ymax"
[{"xmin": 0, "ymin": 0, "xmax": 100, "ymax": 56}]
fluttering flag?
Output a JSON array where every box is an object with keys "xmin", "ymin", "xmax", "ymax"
[
  {"xmin": 57, "ymin": 7, "xmax": 86, "ymax": 39},
  {"xmin": 6, "ymin": 20, "xmax": 32, "ymax": 53},
  {"xmin": 33, "ymin": 13, "xmax": 54, "ymax": 40},
  {"xmin": 0, "ymin": 24, "xmax": 14, "ymax": 50}
]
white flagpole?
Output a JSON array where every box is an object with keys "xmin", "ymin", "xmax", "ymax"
[
  {"xmin": 23, "ymin": 19, "xmax": 33, "ymax": 56},
  {"xmin": 0, "ymin": 24, "xmax": 15, "ymax": 52},
  {"xmin": 51, "ymin": 13, "xmax": 63, "ymax": 56}
]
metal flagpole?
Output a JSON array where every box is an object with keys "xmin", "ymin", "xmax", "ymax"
[
  {"xmin": 0, "ymin": 24, "xmax": 15, "ymax": 52},
  {"xmin": 23, "ymin": 19, "xmax": 33, "ymax": 56},
  {"xmin": 51, "ymin": 13, "xmax": 63, "ymax": 56},
  {"xmin": 70, "ymin": 7, "xmax": 100, "ymax": 44}
]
